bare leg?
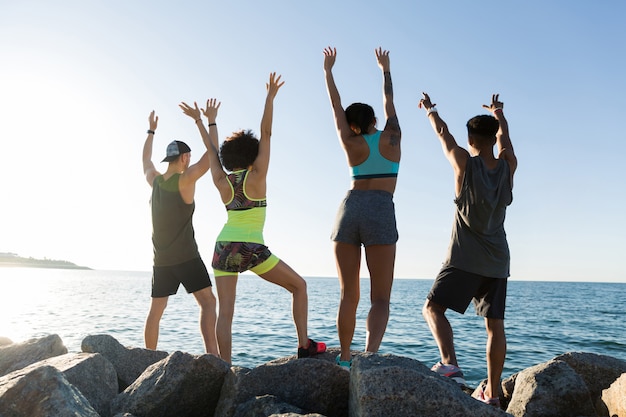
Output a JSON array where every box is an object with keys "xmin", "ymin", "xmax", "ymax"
[
  {"xmin": 192, "ymin": 286, "xmax": 219, "ymax": 356},
  {"xmin": 484, "ymin": 317, "xmax": 506, "ymax": 398},
  {"xmin": 422, "ymin": 299, "xmax": 457, "ymax": 366},
  {"xmin": 144, "ymin": 296, "xmax": 168, "ymax": 350},
  {"xmin": 259, "ymin": 260, "xmax": 308, "ymax": 347},
  {"xmin": 215, "ymin": 275, "xmax": 238, "ymax": 364},
  {"xmin": 334, "ymin": 242, "xmax": 361, "ymax": 361},
  {"xmin": 363, "ymin": 244, "xmax": 395, "ymax": 353}
]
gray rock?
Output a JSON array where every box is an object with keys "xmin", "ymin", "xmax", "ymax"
[
  {"xmin": 506, "ymin": 359, "xmax": 596, "ymax": 417},
  {"xmin": 216, "ymin": 354, "xmax": 348, "ymax": 417},
  {"xmin": 0, "ymin": 364, "xmax": 99, "ymax": 416},
  {"xmin": 268, "ymin": 414, "xmax": 326, "ymax": 417},
  {"xmin": 554, "ymin": 351, "xmax": 626, "ymax": 400},
  {"xmin": 0, "ymin": 334, "xmax": 67, "ymax": 377},
  {"xmin": 111, "ymin": 350, "xmax": 229, "ymax": 417},
  {"xmin": 82, "ymin": 333, "xmax": 168, "ymax": 390},
  {"xmin": 233, "ymin": 394, "xmax": 308, "ymax": 417},
  {"xmin": 601, "ymin": 372, "xmax": 626, "ymax": 417},
  {"xmin": 350, "ymin": 353, "xmax": 510, "ymax": 417},
  {"xmin": 0, "ymin": 336, "xmax": 12, "ymax": 347},
  {"xmin": 23, "ymin": 352, "xmax": 118, "ymax": 417}
]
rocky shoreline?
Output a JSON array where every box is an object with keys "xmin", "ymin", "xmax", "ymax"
[{"xmin": 0, "ymin": 334, "xmax": 624, "ymax": 417}]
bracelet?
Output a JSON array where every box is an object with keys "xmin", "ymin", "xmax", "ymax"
[
  {"xmin": 147, "ymin": 129, "xmax": 155, "ymax": 134},
  {"xmin": 208, "ymin": 123, "xmax": 217, "ymax": 127},
  {"xmin": 493, "ymin": 108, "xmax": 503, "ymax": 113},
  {"xmin": 426, "ymin": 107, "xmax": 438, "ymax": 115}
]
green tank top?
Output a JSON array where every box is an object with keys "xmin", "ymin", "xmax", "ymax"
[
  {"xmin": 151, "ymin": 174, "xmax": 200, "ymax": 266},
  {"xmin": 216, "ymin": 170, "xmax": 266, "ymax": 244}
]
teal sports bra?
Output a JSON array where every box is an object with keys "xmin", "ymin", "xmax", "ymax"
[{"xmin": 350, "ymin": 131, "xmax": 400, "ymax": 179}]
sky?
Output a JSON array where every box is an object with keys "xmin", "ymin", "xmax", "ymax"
[{"xmin": 1, "ymin": 0, "xmax": 625, "ymax": 283}]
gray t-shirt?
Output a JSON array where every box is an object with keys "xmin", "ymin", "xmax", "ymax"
[{"xmin": 443, "ymin": 156, "xmax": 512, "ymax": 278}]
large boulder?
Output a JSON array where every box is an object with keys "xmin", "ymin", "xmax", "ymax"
[
  {"xmin": 216, "ymin": 351, "xmax": 348, "ymax": 417},
  {"xmin": 0, "ymin": 334, "xmax": 67, "ymax": 377},
  {"xmin": 554, "ymin": 352, "xmax": 626, "ymax": 400},
  {"xmin": 506, "ymin": 359, "xmax": 596, "ymax": 417},
  {"xmin": 350, "ymin": 353, "xmax": 510, "ymax": 417},
  {"xmin": 0, "ymin": 336, "xmax": 12, "ymax": 347},
  {"xmin": 0, "ymin": 364, "xmax": 99, "ymax": 416},
  {"xmin": 601, "ymin": 372, "xmax": 626, "ymax": 417},
  {"xmin": 82, "ymin": 333, "xmax": 168, "ymax": 390},
  {"xmin": 21, "ymin": 352, "xmax": 118, "ymax": 417},
  {"xmin": 111, "ymin": 350, "xmax": 230, "ymax": 417}
]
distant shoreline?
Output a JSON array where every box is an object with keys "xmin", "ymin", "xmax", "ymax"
[{"xmin": 0, "ymin": 253, "xmax": 91, "ymax": 270}]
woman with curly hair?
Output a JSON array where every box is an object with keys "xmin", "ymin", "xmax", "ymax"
[{"xmin": 180, "ymin": 73, "xmax": 326, "ymax": 364}]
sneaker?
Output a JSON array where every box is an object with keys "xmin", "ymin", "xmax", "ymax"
[
  {"xmin": 297, "ymin": 338, "xmax": 327, "ymax": 358},
  {"xmin": 335, "ymin": 354, "xmax": 351, "ymax": 370},
  {"xmin": 431, "ymin": 361, "xmax": 467, "ymax": 386},
  {"xmin": 472, "ymin": 384, "xmax": 501, "ymax": 408}
]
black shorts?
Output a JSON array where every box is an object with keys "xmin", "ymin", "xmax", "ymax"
[
  {"xmin": 427, "ymin": 266, "xmax": 507, "ymax": 319},
  {"xmin": 152, "ymin": 257, "xmax": 212, "ymax": 297}
]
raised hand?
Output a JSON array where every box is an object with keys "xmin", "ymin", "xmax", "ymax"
[
  {"xmin": 323, "ymin": 47, "xmax": 337, "ymax": 71},
  {"xmin": 375, "ymin": 47, "xmax": 390, "ymax": 72},
  {"xmin": 418, "ymin": 92, "xmax": 436, "ymax": 111},
  {"xmin": 201, "ymin": 98, "xmax": 221, "ymax": 121},
  {"xmin": 482, "ymin": 94, "xmax": 504, "ymax": 112},
  {"xmin": 179, "ymin": 101, "xmax": 202, "ymax": 121},
  {"xmin": 266, "ymin": 72, "xmax": 285, "ymax": 99},
  {"xmin": 149, "ymin": 110, "xmax": 159, "ymax": 131}
]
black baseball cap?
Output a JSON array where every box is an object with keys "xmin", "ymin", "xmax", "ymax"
[{"xmin": 162, "ymin": 140, "xmax": 191, "ymax": 162}]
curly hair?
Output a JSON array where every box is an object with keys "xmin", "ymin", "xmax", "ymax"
[
  {"xmin": 466, "ymin": 115, "xmax": 499, "ymax": 146},
  {"xmin": 219, "ymin": 129, "xmax": 259, "ymax": 171},
  {"xmin": 345, "ymin": 103, "xmax": 375, "ymax": 135}
]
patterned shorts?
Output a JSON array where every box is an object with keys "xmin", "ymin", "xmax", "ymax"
[{"xmin": 212, "ymin": 241, "xmax": 279, "ymax": 277}]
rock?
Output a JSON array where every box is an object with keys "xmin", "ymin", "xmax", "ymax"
[
  {"xmin": 0, "ymin": 336, "xmax": 12, "ymax": 347},
  {"xmin": 601, "ymin": 372, "xmax": 626, "ymax": 417},
  {"xmin": 0, "ymin": 334, "xmax": 67, "ymax": 377},
  {"xmin": 554, "ymin": 351, "xmax": 626, "ymax": 400},
  {"xmin": 233, "ymin": 394, "xmax": 309, "ymax": 417},
  {"xmin": 19, "ymin": 352, "xmax": 118, "ymax": 417},
  {"xmin": 111, "ymin": 350, "xmax": 230, "ymax": 417},
  {"xmin": 82, "ymin": 333, "xmax": 168, "ymax": 390},
  {"xmin": 0, "ymin": 364, "xmax": 99, "ymax": 416},
  {"xmin": 216, "ymin": 350, "xmax": 348, "ymax": 417},
  {"xmin": 350, "ymin": 353, "xmax": 510, "ymax": 417},
  {"xmin": 506, "ymin": 359, "xmax": 596, "ymax": 417}
]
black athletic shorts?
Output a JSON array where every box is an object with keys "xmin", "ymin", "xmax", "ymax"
[
  {"xmin": 152, "ymin": 257, "xmax": 212, "ymax": 297},
  {"xmin": 427, "ymin": 266, "xmax": 507, "ymax": 319}
]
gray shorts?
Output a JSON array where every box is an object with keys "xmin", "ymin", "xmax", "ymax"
[
  {"xmin": 427, "ymin": 266, "xmax": 507, "ymax": 319},
  {"xmin": 331, "ymin": 189, "xmax": 398, "ymax": 246}
]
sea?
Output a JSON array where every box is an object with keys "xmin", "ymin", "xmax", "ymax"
[{"xmin": 1, "ymin": 268, "xmax": 624, "ymax": 387}]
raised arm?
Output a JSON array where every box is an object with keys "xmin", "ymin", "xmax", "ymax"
[
  {"xmin": 323, "ymin": 47, "xmax": 352, "ymax": 144},
  {"xmin": 419, "ymin": 93, "xmax": 468, "ymax": 176},
  {"xmin": 178, "ymin": 102, "xmax": 211, "ymax": 186},
  {"xmin": 376, "ymin": 47, "xmax": 400, "ymax": 146},
  {"xmin": 252, "ymin": 72, "xmax": 284, "ymax": 178},
  {"xmin": 483, "ymin": 94, "xmax": 517, "ymax": 179},
  {"xmin": 180, "ymin": 100, "xmax": 225, "ymax": 188},
  {"xmin": 142, "ymin": 111, "xmax": 160, "ymax": 186}
]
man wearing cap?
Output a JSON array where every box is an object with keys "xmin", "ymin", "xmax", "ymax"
[{"xmin": 142, "ymin": 110, "xmax": 219, "ymax": 356}]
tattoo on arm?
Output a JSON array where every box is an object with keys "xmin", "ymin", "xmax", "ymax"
[
  {"xmin": 386, "ymin": 115, "xmax": 401, "ymax": 146},
  {"xmin": 383, "ymin": 71, "xmax": 393, "ymax": 96}
]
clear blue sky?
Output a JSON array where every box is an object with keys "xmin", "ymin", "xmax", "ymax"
[{"xmin": 1, "ymin": 1, "xmax": 624, "ymax": 282}]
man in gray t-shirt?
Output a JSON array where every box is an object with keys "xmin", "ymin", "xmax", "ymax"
[{"xmin": 418, "ymin": 93, "xmax": 518, "ymax": 408}]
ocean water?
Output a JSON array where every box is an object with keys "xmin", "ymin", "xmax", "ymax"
[{"xmin": 1, "ymin": 268, "xmax": 624, "ymax": 387}]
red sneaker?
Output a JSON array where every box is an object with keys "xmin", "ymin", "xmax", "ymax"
[{"xmin": 297, "ymin": 338, "xmax": 327, "ymax": 358}]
